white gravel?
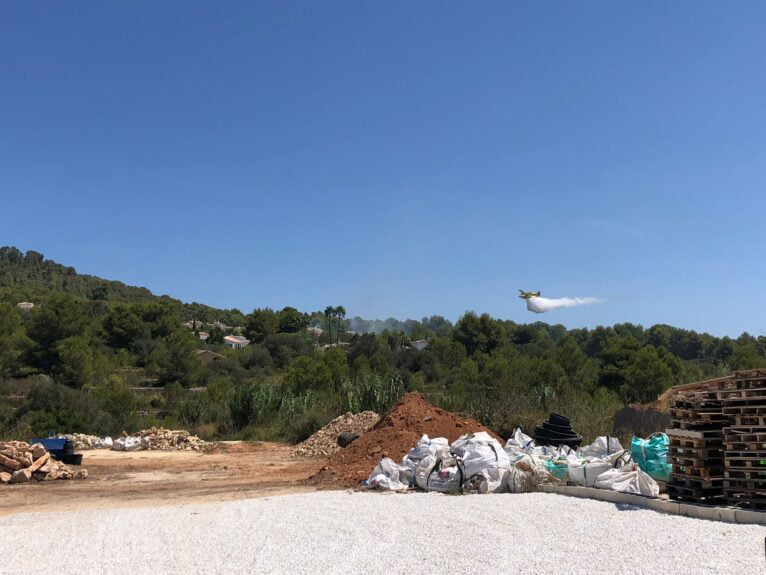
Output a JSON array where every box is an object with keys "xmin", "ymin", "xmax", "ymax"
[{"xmin": 1, "ymin": 491, "xmax": 764, "ymax": 575}]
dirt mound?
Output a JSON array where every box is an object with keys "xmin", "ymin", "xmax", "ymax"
[
  {"xmin": 317, "ymin": 392, "xmax": 500, "ymax": 486},
  {"xmin": 293, "ymin": 411, "xmax": 380, "ymax": 458}
]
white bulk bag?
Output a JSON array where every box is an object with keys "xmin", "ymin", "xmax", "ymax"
[
  {"xmin": 451, "ymin": 432, "xmax": 510, "ymax": 480},
  {"xmin": 579, "ymin": 436, "xmax": 624, "ymax": 459},
  {"xmin": 568, "ymin": 458, "xmax": 613, "ymax": 487},
  {"xmin": 415, "ymin": 452, "xmax": 442, "ymax": 491},
  {"xmin": 425, "ymin": 464, "xmax": 464, "ymax": 493},
  {"xmin": 504, "ymin": 427, "xmax": 535, "ymax": 453},
  {"xmin": 594, "ymin": 463, "xmax": 659, "ymax": 497},
  {"xmin": 464, "ymin": 467, "xmax": 508, "ymax": 494},
  {"xmin": 462, "ymin": 442, "xmax": 510, "ymax": 479},
  {"xmin": 112, "ymin": 436, "xmax": 146, "ymax": 451},
  {"xmin": 606, "ymin": 449, "xmax": 632, "ymax": 468},
  {"xmin": 415, "ymin": 449, "xmax": 461, "ymax": 492},
  {"xmin": 504, "ymin": 466, "xmax": 538, "ymax": 493},
  {"xmin": 401, "ymin": 435, "xmax": 449, "ymax": 486},
  {"xmin": 367, "ymin": 457, "xmax": 409, "ymax": 491},
  {"xmin": 94, "ymin": 437, "xmax": 113, "ymax": 449}
]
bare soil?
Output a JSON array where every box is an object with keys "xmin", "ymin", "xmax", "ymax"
[{"xmin": 0, "ymin": 441, "xmax": 328, "ymax": 516}]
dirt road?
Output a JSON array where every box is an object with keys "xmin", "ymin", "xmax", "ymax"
[{"xmin": 0, "ymin": 442, "xmax": 327, "ymax": 516}]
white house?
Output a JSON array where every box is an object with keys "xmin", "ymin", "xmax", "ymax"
[
  {"xmin": 412, "ymin": 339, "xmax": 430, "ymax": 351},
  {"xmin": 223, "ymin": 335, "xmax": 250, "ymax": 349},
  {"xmin": 17, "ymin": 302, "xmax": 34, "ymax": 311}
]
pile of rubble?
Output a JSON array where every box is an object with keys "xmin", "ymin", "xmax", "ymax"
[
  {"xmin": 117, "ymin": 428, "xmax": 212, "ymax": 451},
  {"xmin": 365, "ymin": 427, "xmax": 660, "ymax": 497},
  {"xmin": 0, "ymin": 441, "xmax": 88, "ymax": 484},
  {"xmin": 59, "ymin": 433, "xmax": 113, "ymax": 450},
  {"xmin": 293, "ymin": 411, "xmax": 380, "ymax": 458},
  {"xmin": 318, "ymin": 393, "xmax": 500, "ymax": 485}
]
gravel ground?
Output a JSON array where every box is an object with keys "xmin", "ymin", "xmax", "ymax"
[{"xmin": 1, "ymin": 491, "xmax": 764, "ymax": 575}]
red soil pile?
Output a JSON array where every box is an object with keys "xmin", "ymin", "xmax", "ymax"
[{"xmin": 317, "ymin": 392, "xmax": 501, "ymax": 486}]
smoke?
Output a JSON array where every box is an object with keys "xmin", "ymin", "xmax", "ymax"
[{"xmin": 525, "ymin": 296, "xmax": 602, "ymax": 314}]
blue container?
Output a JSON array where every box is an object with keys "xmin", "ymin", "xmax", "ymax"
[{"xmin": 29, "ymin": 437, "xmax": 67, "ymax": 460}]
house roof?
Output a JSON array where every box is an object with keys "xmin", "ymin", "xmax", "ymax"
[{"xmin": 224, "ymin": 335, "xmax": 249, "ymax": 344}]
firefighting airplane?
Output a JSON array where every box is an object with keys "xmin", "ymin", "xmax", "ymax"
[
  {"xmin": 518, "ymin": 290, "xmax": 545, "ymax": 313},
  {"xmin": 518, "ymin": 290, "xmax": 541, "ymax": 300}
]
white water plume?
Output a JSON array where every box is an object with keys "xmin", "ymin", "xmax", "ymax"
[{"xmin": 525, "ymin": 296, "xmax": 602, "ymax": 314}]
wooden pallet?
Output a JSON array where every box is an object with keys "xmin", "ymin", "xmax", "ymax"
[
  {"xmin": 724, "ymin": 457, "xmax": 766, "ymax": 470},
  {"xmin": 668, "ymin": 408, "xmax": 728, "ymax": 420},
  {"xmin": 669, "ymin": 437, "xmax": 723, "ymax": 450},
  {"xmin": 724, "ymin": 450, "xmax": 766, "ymax": 458},
  {"xmin": 724, "ymin": 477, "xmax": 766, "ymax": 510},
  {"xmin": 666, "ymin": 428, "xmax": 724, "ymax": 440},
  {"xmin": 725, "ymin": 469, "xmax": 766, "ymax": 481},
  {"xmin": 725, "ymin": 441, "xmax": 766, "ymax": 451},
  {"xmin": 669, "ymin": 454, "xmax": 723, "ymax": 468},
  {"xmin": 729, "ymin": 415, "xmax": 766, "ymax": 426},
  {"xmin": 669, "ymin": 445, "xmax": 723, "ymax": 458},
  {"xmin": 719, "ymin": 387, "xmax": 766, "ymax": 400},
  {"xmin": 670, "ymin": 474, "xmax": 724, "ymax": 489},
  {"xmin": 669, "ymin": 420, "xmax": 727, "ymax": 431},
  {"xmin": 724, "ymin": 427, "xmax": 766, "ymax": 438},
  {"xmin": 670, "ymin": 399, "xmax": 723, "ymax": 411},
  {"xmin": 724, "ymin": 478, "xmax": 766, "ymax": 489},
  {"xmin": 671, "ymin": 467, "xmax": 724, "ymax": 481},
  {"xmin": 722, "ymin": 405, "xmax": 766, "ymax": 415},
  {"xmin": 732, "ymin": 370, "xmax": 766, "ymax": 388},
  {"xmin": 668, "ymin": 483, "xmax": 724, "ymax": 503},
  {"xmin": 723, "ymin": 426, "xmax": 766, "ymax": 436},
  {"xmin": 725, "ymin": 495, "xmax": 766, "ymax": 510}
]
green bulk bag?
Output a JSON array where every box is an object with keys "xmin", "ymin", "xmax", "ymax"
[
  {"xmin": 545, "ymin": 459, "xmax": 569, "ymax": 480},
  {"xmin": 631, "ymin": 433, "xmax": 672, "ymax": 482}
]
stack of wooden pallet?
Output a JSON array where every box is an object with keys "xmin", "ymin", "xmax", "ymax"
[
  {"xmin": 721, "ymin": 370, "xmax": 766, "ymax": 510},
  {"xmin": 666, "ymin": 376, "xmax": 732, "ymax": 504}
]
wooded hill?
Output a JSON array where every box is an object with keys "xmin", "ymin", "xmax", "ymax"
[
  {"xmin": 1, "ymin": 245, "xmax": 764, "ymax": 445},
  {"xmin": 0, "ymin": 246, "xmax": 245, "ymax": 327}
]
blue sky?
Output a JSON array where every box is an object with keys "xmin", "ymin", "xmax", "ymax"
[{"xmin": 2, "ymin": 2, "xmax": 764, "ymax": 336}]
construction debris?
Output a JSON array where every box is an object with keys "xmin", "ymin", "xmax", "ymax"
[
  {"xmin": 293, "ymin": 411, "xmax": 380, "ymax": 458},
  {"xmin": 118, "ymin": 428, "xmax": 212, "ymax": 451},
  {"xmin": 347, "ymin": 396, "xmax": 660, "ymax": 497},
  {"xmin": 366, "ymin": 428, "xmax": 659, "ymax": 496},
  {"xmin": 59, "ymin": 433, "xmax": 113, "ymax": 450},
  {"xmin": 318, "ymin": 393, "xmax": 499, "ymax": 485},
  {"xmin": 0, "ymin": 441, "xmax": 87, "ymax": 484}
]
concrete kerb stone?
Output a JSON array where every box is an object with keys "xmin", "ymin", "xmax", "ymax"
[
  {"xmin": 646, "ymin": 497, "xmax": 680, "ymax": 515},
  {"xmin": 699, "ymin": 506, "xmax": 738, "ymax": 524},
  {"xmin": 735, "ymin": 509, "xmax": 766, "ymax": 525},
  {"xmin": 678, "ymin": 503, "xmax": 699, "ymax": 519},
  {"xmin": 538, "ymin": 484, "xmax": 765, "ymax": 525}
]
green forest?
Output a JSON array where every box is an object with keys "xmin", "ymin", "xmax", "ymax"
[{"xmin": 1, "ymin": 246, "xmax": 765, "ymax": 443}]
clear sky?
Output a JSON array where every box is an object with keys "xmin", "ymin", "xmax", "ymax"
[{"xmin": 2, "ymin": 2, "xmax": 764, "ymax": 337}]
